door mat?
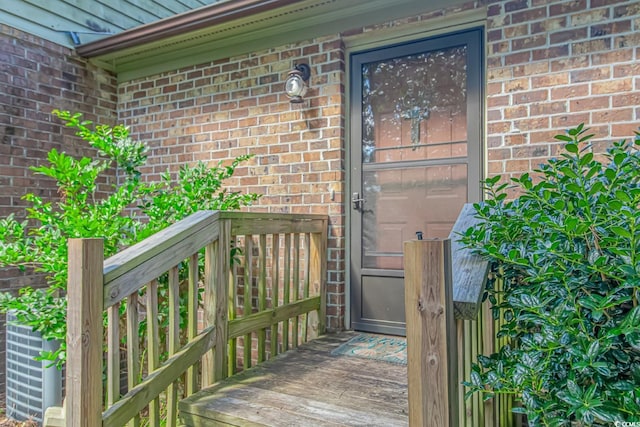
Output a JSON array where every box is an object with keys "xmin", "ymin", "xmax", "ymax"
[{"xmin": 330, "ymin": 333, "xmax": 407, "ymax": 365}]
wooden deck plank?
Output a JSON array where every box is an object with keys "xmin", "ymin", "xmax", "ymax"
[{"xmin": 180, "ymin": 332, "xmax": 408, "ymax": 427}]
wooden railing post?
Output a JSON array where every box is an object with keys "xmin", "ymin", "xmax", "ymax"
[
  {"xmin": 404, "ymin": 238, "xmax": 459, "ymax": 427},
  {"xmin": 66, "ymin": 238, "xmax": 104, "ymax": 427},
  {"xmin": 203, "ymin": 218, "xmax": 230, "ymax": 386}
]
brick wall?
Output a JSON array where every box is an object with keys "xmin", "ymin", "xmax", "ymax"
[
  {"xmin": 0, "ymin": 24, "xmax": 117, "ymax": 405},
  {"xmin": 118, "ymin": 35, "xmax": 346, "ymax": 329},
  {"xmin": 486, "ymin": 0, "xmax": 640, "ymax": 181},
  {"xmin": 118, "ymin": 0, "xmax": 640, "ymax": 332}
]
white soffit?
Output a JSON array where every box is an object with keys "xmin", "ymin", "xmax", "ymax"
[{"xmin": 89, "ymin": 0, "xmax": 470, "ymax": 82}]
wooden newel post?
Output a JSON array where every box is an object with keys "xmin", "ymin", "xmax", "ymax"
[
  {"xmin": 404, "ymin": 238, "xmax": 459, "ymax": 427},
  {"xmin": 66, "ymin": 238, "xmax": 104, "ymax": 427}
]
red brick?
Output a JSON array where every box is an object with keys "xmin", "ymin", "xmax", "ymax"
[
  {"xmin": 571, "ymin": 38, "xmax": 612, "ymax": 54},
  {"xmin": 488, "ymin": 148, "xmax": 511, "ymax": 160},
  {"xmin": 571, "ymin": 8, "xmax": 610, "ymax": 26},
  {"xmin": 570, "ymin": 67, "xmax": 610, "ymax": 83},
  {"xmin": 569, "ymin": 96, "xmax": 610, "ymax": 112},
  {"xmin": 552, "ymin": 113, "xmax": 590, "ymax": 128},
  {"xmin": 487, "ymin": 29, "xmax": 503, "ymax": 42},
  {"xmin": 504, "ymin": 133, "xmax": 528, "ymax": 146},
  {"xmin": 592, "ymin": 0, "xmax": 625, "ymax": 6},
  {"xmin": 505, "ymin": 78, "xmax": 530, "ymax": 92},
  {"xmin": 512, "ymin": 7, "xmax": 547, "ymax": 24},
  {"xmin": 550, "ymin": 0, "xmax": 587, "ymax": 16},
  {"xmin": 511, "ymin": 34, "xmax": 547, "ymax": 51},
  {"xmin": 530, "ymin": 130, "xmax": 561, "ymax": 144},
  {"xmin": 591, "ymin": 78, "xmax": 632, "ymax": 94},
  {"xmin": 504, "ymin": 51, "xmax": 531, "ymax": 65},
  {"xmin": 592, "ymin": 108, "xmax": 633, "ymax": 123},
  {"xmin": 487, "ymin": 4, "xmax": 502, "ymax": 17},
  {"xmin": 612, "ymin": 123, "xmax": 640, "ymax": 137},
  {"xmin": 612, "ymin": 93, "xmax": 640, "ymax": 108},
  {"xmin": 516, "ymin": 116, "xmax": 551, "ymax": 131},
  {"xmin": 530, "ymin": 101, "xmax": 567, "ymax": 116},
  {"xmin": 592, "ymin": 49, "xmax": 634, "ymax": 66},
  {"xmin": 506, "ymin": 159, "xmax": 532, "ymax": 173},
  {"xmin": 614, "ymin": 3, "xmax": 640, "ymax": 19},
  {"xmin": 487, "ymin": 160, "xmax": 504, "ymax": 174},
  {"xmin": 550, "ymin": 28, "xmax": 588, "ymax": 45},
  {"xmin": 551, "ymin": 55, "xmax": 589, "ymax": 72},
  {"xmin": 512, "ymin": 62, "xmax": 549, "ymax": 77},
  {"xmin": 532, "ymin": 73, "xmax": 569, "ymax": 88},
  {"xmin": 614, "ymin": 33, "xmax": 640, "ymax": 49},
  {"xmin": 532, "ymin": 45, "xmax": 569, "ymax": 60},
  {"xmin": 504, "ymin": 105, "xmax": 528, "ymax": 119},
  {"xmin": 530, "ymin": 17, "xmax": 566, "ymax": 34},
  {"xmin": 551, "ymin": 84, "xmax": 589, "ymax": 100},
  {"xmin": 512, "ymin": 144, "xmax": 550, "ymax": 158},
  {"xmin": 504, "ymin": 24, "xmax": 529, "ymax": 39},
  {"xmin": 513, "ymin": 89, "xmax": 548, "ymax": 104}
]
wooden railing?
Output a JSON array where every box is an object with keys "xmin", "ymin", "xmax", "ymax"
[
  {"xmin": 58, "ymin": 211, "xmax": 328, "ymax": 427},
  {"xmin": 404, "ymin": 204, "xmax": 515, "ymax": 427}
]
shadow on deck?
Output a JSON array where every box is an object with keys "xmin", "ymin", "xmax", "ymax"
[{"xmin": 179, "ymin": 332, "xmax": 408, "ymax": 426}]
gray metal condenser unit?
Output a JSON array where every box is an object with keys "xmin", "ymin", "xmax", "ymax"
[{"xmin": 5, "ymin": 311, "xmax": 62, "ymax": 423}]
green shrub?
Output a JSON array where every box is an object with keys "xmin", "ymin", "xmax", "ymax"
[
  {"xmin": 462, "ymin": 125, "xmax": 640, "ymax": 426},
  {"xmin": 0, "ymin": 110, "xmax": 259, "ymax": 366}
]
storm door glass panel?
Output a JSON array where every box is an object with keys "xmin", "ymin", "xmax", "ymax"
[{"xmin": 361, "ymin": 46, "xmax": 468, "ymax": 270}]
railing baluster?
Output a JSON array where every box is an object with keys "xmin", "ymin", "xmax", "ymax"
[
  {"xmin": 282, "ymin": 233, "xmax": 291, "ymax": 351},
  {"xmin": 292, "ymin": 233, "xmax": 300, "ymax": 348},
  {"xmin": 257, "ymin": 234, "xmax": 267, "ymax": 362},
  {"xmin": 167, "ymin": 266, "xmax": 180, "ymax": 427},
  {"xmin": 457, "ymin": 319, "xmax": 465, "ymax": 426},
  {"xmin": 270, "ymin": 233, "xmax": 280, "ymax": 357},
  {"xmin": 243, "ymin": 234, "xmax": 253, "ymax": 369},
  {"xmin": 302, "ymin": 233, "xmax": 311, "ymax": 342},
  {"xmin": 202, "ymin": 241, "xmax": 216, "ymax": 387},
  {"xmin": 186, "ymin": 253, "xmax": 199, "ymax": 396},
  {"xmin": 107, "ymin": 303, "xmax": 120, "ymax": 408},
  {"xmin": 228, "ymin": 241, "xmax": 238, "ymax": 377},
  {"xmin": 146, "ymin": 279, "xmax": 160, "ymax": 427},
  {"xmin": 464, "ymin": 320, "xmax": 473, "ymax": 426},
  {"xmin": 310, "ymin": 223, "xmax": 327, "ymax": 337},
  {"xmin": 126, "ymin": 293, "xmax": 141, "ymax": 427}
]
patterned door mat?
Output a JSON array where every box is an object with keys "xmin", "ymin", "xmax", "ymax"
[{"xmin": 330, "ymin": 333, "xmax": 407, "ymax": 365}]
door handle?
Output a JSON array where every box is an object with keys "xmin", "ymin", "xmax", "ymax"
[{"xmin": 352, "ymin": 192, "xmax": 365, "ymax": 210}]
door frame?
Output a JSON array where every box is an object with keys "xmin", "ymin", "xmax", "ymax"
[{"xmin": 344, "ymin": 20, "xmax": 486, "ymax": 332}]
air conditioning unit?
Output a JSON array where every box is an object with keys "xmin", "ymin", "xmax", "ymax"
[{"xmin": 5, "ymin": 311, "xmax": 62, "ymax": 423}]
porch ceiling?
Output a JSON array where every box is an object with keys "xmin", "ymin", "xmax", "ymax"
[{"xmin": 77, "ymin": 0, "xmax": 469, "ymax": 82}]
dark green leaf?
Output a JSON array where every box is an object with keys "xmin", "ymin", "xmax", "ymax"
[
  {"xmin": 555, "ymin": 134, "xmax": 574, "ymax": 142},
  {"xmin": 611, "ymin": 226, "xmax": 631, "ymax": 238},
  {"xmin": 565, "ymin": 143, "xmax": 579, "ymax": 153}
]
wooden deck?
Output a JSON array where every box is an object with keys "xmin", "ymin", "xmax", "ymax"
[{"xmin": 179, "ymin": 332, "xmax": 408, "ymax": 426}]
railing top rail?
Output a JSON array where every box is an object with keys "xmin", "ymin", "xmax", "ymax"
[
  {"xmin": 449, "ymin": 203, "xmax": 489, "ymax": 320},
  {"xmin": 217, "ymin": 211, "xmax": 328, "ymax": 221},
  {"xmin": 101, "ymin": 210, "xmax": 329, "ymax": 308},
  {"xmin": 103, "ymin": 210, "xmax": 220, "ymax": 307}
]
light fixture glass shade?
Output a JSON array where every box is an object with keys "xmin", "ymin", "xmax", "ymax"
[{"xmin": 285, "ymin": 72, "xmax": 307, "ymax": 103}]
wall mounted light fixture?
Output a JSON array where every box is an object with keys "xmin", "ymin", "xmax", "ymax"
[{"xmin": 284, "ymin": 63, "xmax": 311, "ymax": 103}]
